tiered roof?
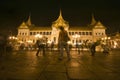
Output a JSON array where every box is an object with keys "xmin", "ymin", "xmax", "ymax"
[{"xmin": 18, "ymin": 11, "xmax": 106, "ymax": 30}]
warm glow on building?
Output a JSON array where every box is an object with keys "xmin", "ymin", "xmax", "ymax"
[{"xmin": 17, "ymin": 10, "xmax": 107, "ymax": 46}]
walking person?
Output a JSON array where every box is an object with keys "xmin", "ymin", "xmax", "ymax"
[
  {"xmin": 90, "ymin": 42, "xmax": 96, "ymax": 56},
  {"xmin": 36, "ymin": 38, "xmax": 45, "ymax": 56},
  {"xmin": 58, "ymin": 26, "xmax": 71, "ymax": 60},
  {"xmin": 76, "ymin": 42, "xmax": 80, "ymax": 54},
  {"xmin": 102, "ymin": 44, "xmax": 110, "ymax": 54},
  {"xmin": 51, "ymin": 41, "xmax": 54, "ymax": 52}
]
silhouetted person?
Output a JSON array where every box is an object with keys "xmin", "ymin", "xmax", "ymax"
[
  {"xmin": 76, "ymin": 41, "xmax": 80, "ymax": 54},
  {"xmin": 51, "ymin": 41, "xmax": 54, "ymax": 52},
  {"xmin": 90, "ymin": 42, "xmax": 96, "ymax": 56},
  {"xmin": 102, "ymin": 44, "xmax": 110, "ymax": 54},
  {"xmin": 36, "ymin": 39, "xmax": 45, "ymax": 56},
  {"xmin": 58, "ymin": 26, "xmax": 71, "ymax": 60},
  {"xmin": 0, "ymin": 34, "xmax": 7, "ymax": 56}
]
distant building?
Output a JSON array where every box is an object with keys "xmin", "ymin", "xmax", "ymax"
[
  {"xmin": 109, "ymin": 32, "xmax": 120, "ymax": 48},
  {"xmin": 17, "ymin": 10, "xmax": 107, "ymax": 46}
]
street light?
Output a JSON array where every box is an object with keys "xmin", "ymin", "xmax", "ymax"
[
  {"xmin": 35, "ymin": 34, "xmax": 43, "ymax": 39},
  {"xmin": 8, "ymin": 36, "xmax": 18, "ymax": 50},
  {"xmin": 72, "ymin": 34, "xmax": 80, "ymax": 45},
  {"xmin": 101, "ymin": 37, "xmax": 111, "ymax": 45},
  {"xmin": 101, "ymin": 36, "xmax": 111, "ymax": 50},
  {"xmin": 9, "ymin": 36, "xmax": 18, "ymax": 40},
  {"xmin": 72, "ymin": 34, "xmax": 80, "ymax": 51}
]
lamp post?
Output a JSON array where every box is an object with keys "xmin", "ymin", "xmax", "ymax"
[
  {"xmin": 8, "ymin": 36, "xmax": 18, "ymax": 51},
  {"xmin": 72, "ymin": 34, "xmax": 80, "ymax": 51},
  {"xmin": 101, "ymin": 37, "xmax": 110, "ymax": 45},
  {"xmin": 72, "ymin": 34, "xmax": 80, "ymax": 45},
  {"xmin": 101, "ymin": 36, "xmax": 111, "ymax": 52},
  {"xmin": 27, "ymin": 40, "xmax": 33, "ymax": 50},
  {"xmin": 35, "ymin": 34, "xmax": 43, "ymax": 39},
  {"xmin": 105, "ymin": 37, "xmax": 111, "ymax": 46}
]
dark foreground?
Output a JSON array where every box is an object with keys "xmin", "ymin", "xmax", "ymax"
[{"xmin": 0, "ymin": 49, "xmax": 120, "ymax": 80}]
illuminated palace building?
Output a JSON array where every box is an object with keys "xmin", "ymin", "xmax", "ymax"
[{"xmin": 17, "ymin": 10, "xmax": 107, "ymax": 45}]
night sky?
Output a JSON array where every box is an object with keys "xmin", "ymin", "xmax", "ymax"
[{"xmin": 0, "ymin": 0, "xmax": 120, "ymax": 35}]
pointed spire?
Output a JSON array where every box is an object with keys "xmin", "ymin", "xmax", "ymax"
[
  {"xmin": 58, "ymin": 9, "xmax": 63, "ymax": 19},
  {"xmin": 52, "ymin": 9, "xmax": 69, "ymax": 29},
  {"xmin": 91, "ymin": 13, "xmax": 96, "ymax": 25},
  {"xmin": 54, "ymin": 9, "xmax": 66, "ymax": 23},
  {"xmin": 26, "ymin": 13, "xmax": 32, "ymax": 26}
]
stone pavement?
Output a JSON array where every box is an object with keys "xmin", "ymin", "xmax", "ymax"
[{"xmin": 0, "ymin": 49, "xmax": 120, "ymax": 80}]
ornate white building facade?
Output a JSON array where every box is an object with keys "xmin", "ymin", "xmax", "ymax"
[{"xmin": 17, "ymin": 10, "xmax": 107, "ymax": 46}]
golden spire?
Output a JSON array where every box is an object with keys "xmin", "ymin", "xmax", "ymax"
[
  {"xmin": 91, "ymin": 13, "xmax": 96, "ymax": 25},
  {"xmin": 26, "ymin": 13, "xmax": 32, "ymax": 26},
  {"xmin": 58, "ymin": 9, "xmax": 63, "ymax": 20},
  {"xmin": 52, "ymin": 9, "xmax": 69, "ymax": 29}
]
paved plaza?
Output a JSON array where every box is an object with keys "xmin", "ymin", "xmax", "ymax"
[{"xmin": 0, "ymin": 49, "xmax": 120, "ymax": 80}]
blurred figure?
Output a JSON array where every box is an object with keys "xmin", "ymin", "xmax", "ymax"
[
  {"xmin": 102, "ymin": 44, "xmax": 110, "ymax": 54},
  {"xmin": 90, "ymin": 42, "xmax": 97, "ymax": 56},
  {"xmin": 0, "ymin": 34, "xmax": 7, "ymax": 56},
  {"xmin": 51, "ymin": 41, "xmax": 54, "ymax": 52},
  {"xmin": 58, "ymin": 26, "xmax": 71, "ymax": 60},
  {"xmin": 36, "ymin": 38, "xmax": 45, "ymax": 56},
  {"xmin": 76, "ymin": 42, "xmax": 80, "ymax": 54}
]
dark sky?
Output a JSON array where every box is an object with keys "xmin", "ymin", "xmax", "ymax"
[{"xmin": 0, "ymin": 0, "xmax": 120, "ymax": 35}]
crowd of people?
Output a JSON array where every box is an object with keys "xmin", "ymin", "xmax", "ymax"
[
  {"xmin": 0, "ymin": 26, "xmax": 111, "ymax": 59},
  {"xmin": 35, "ymin": 26, "xmax": 111, "ymax": 61}
]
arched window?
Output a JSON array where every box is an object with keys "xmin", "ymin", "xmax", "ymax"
[
  {"xmin": 30, "ymin": 32, "xmax": 32, "ymax": 35},
  {"xmin": 86, "ymin": 32, "xmax": 88, "ymax": 35},
  {"xmin": 69, "ymin": 32, "xmax": 71, "ymax": 35},
  {"xmin": 79, "ymin": 32, "xmax": 81, "ymax": 35}
]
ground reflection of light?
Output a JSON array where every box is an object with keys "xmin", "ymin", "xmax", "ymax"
[{"xmin": 70, "ymin": 62, "xmax": 80, "ymax": 67}]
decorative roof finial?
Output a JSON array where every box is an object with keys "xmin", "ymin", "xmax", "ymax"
[
  {"xmin": 26, "ymin": 13, "xmax": 32, "ymax": 26},
  {"xmin": 91, "ymin": 13, "xmax": 97, "ymax": 25},
  {"xmin": 59, "ymin": 9, "xmax": 63, "ymax": 19}
]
